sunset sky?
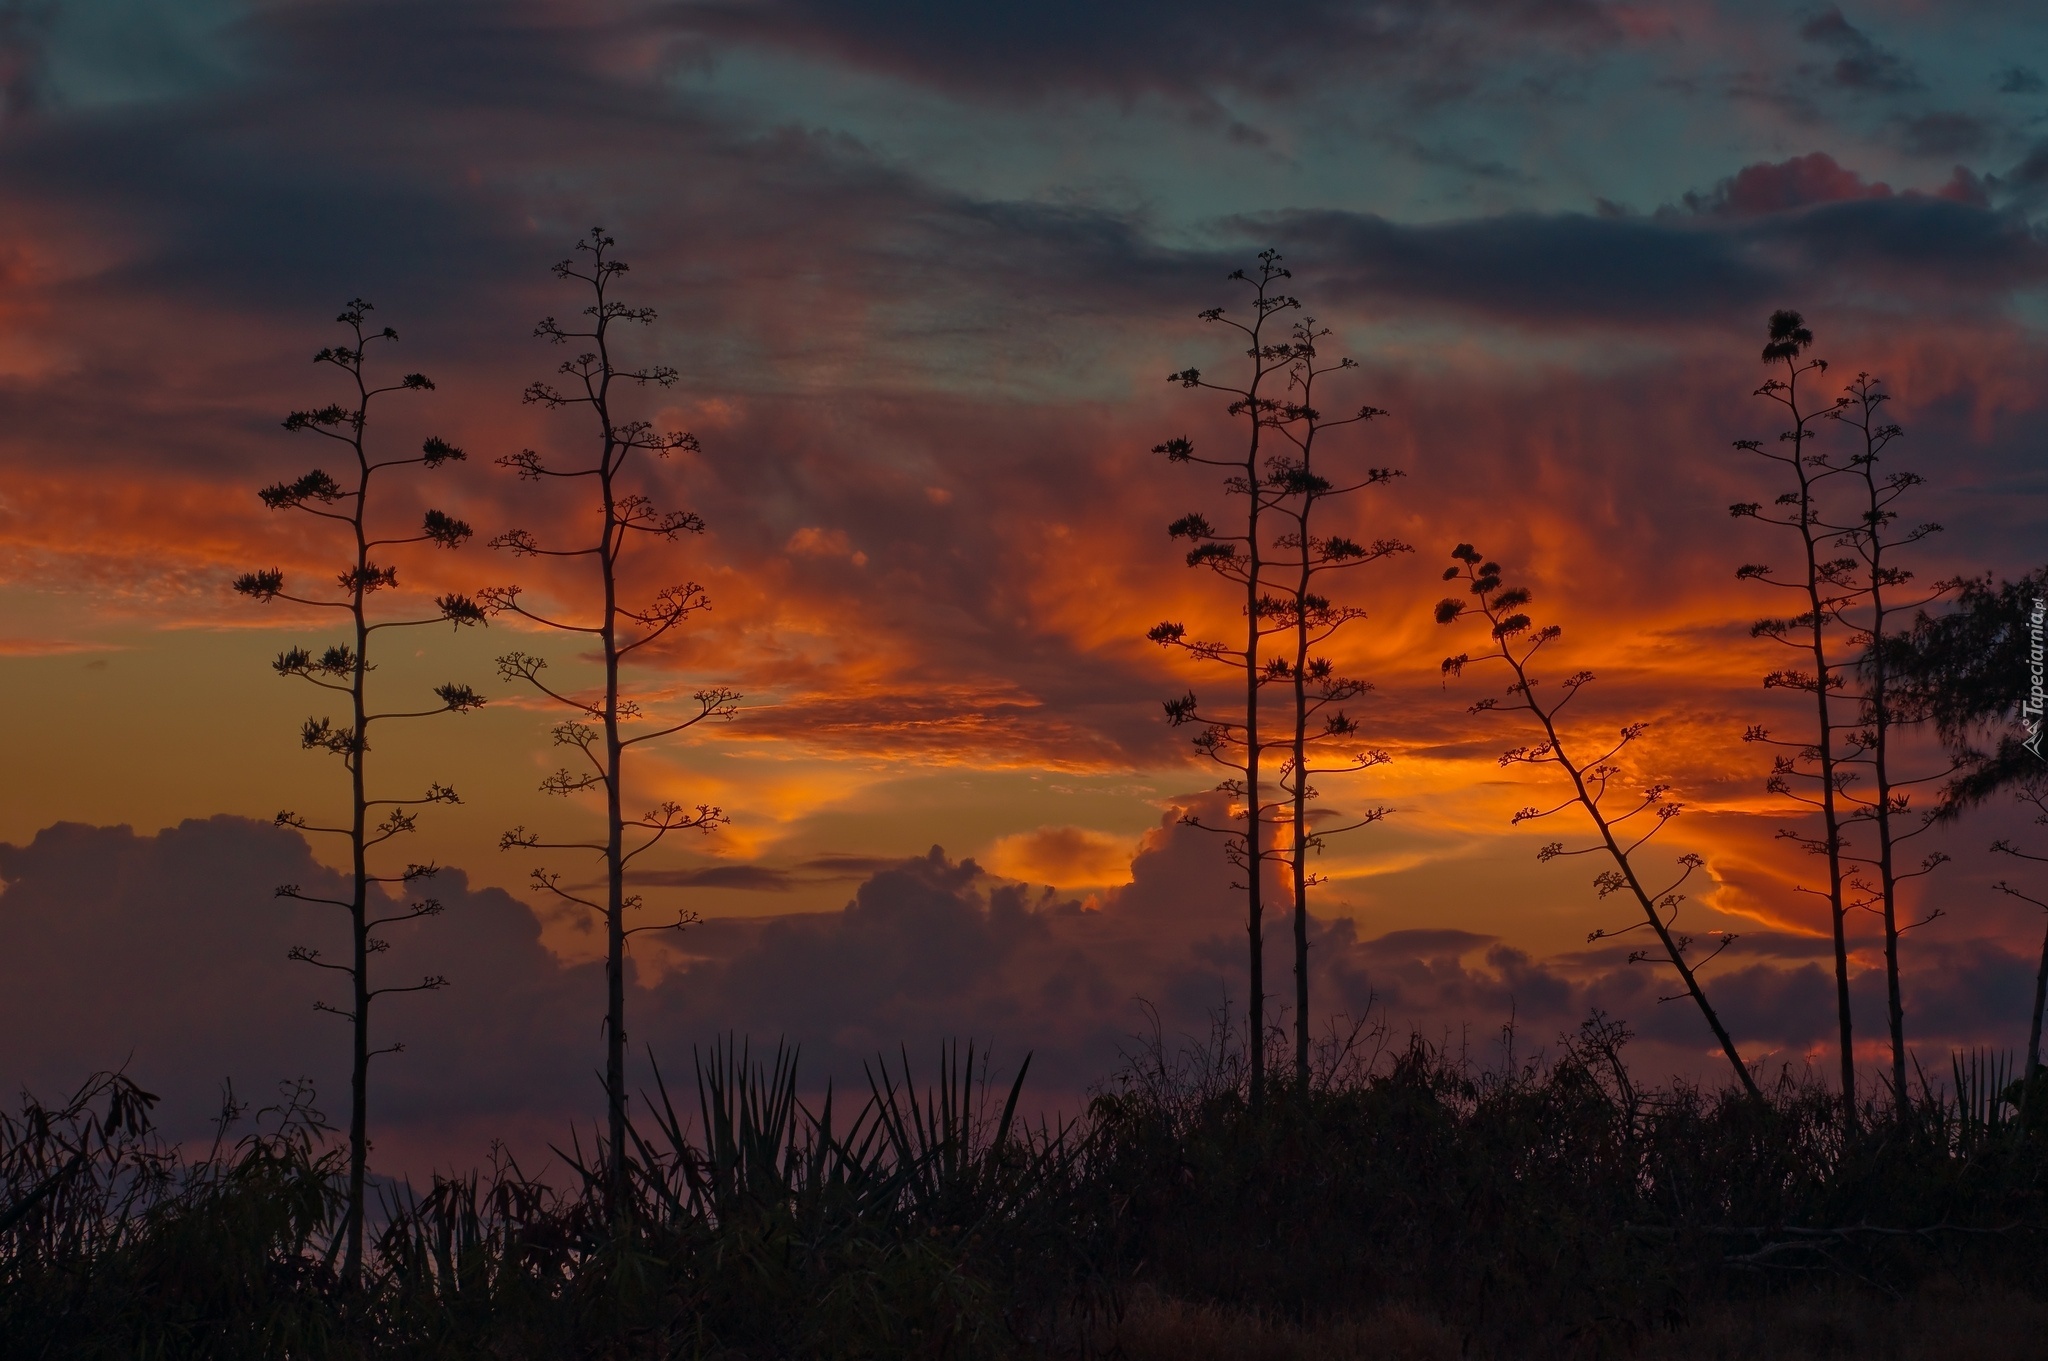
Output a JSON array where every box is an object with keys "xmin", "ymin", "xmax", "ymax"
[{"xmin": 2, "ymin": 0, "xmax": 2045, "ymax": 1168}]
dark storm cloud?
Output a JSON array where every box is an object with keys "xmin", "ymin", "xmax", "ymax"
[
  {"xmin": 1303, "ymin": 166, "xmax": 2039, "ymax": 328},
  {"xmin": 1, "ymin": 115, "xmax": 529, "ymax": 317},
  {"xmin": 1765, "ymin": 192, "xmax": 2041, "ymax": 292},
  {"xmin": 0, "ymin": 2, "xmax": 2034, "ymax": 416},
  {"xmin": 1798, "ymin": 5, "xmax": 1918, "ymax": 94},
  {"xmin": 670, "ymin": 0, "xmax": 1620, "ymax": 103},
  {"xmin": 0, "ymin": 4, "xmax": 1203, "ymax": 351},
  {"xmin": 1261, "ymin": 209, "xmax": 1759, "ymax": 325},
  {"xmin": 1245, "ymin": 172, "xmax": 2047, "ymax": 328},
  {"xmin": 1899, "ymin": 112, "xmax": 1992, "ymax": 160},
  {"xmin": 0, "ymin": 0, "xmax": 2032, "ymax": 418},
  {"xmin": 0, "ymin": 3, "xmax": 703, "ymax": 319},
  {"xmin": 1994, "ymin": 141, "xmax": 2048, "ymax": 212}
]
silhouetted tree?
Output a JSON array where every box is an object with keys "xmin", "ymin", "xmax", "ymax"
[
  {"xmin": 1265, "ymin": 318, "xmax": 1407, "ymax": 1089},
  {"xmin": 1730, "ymin": 309, "xmax": 1860, "ymax": 1125},
  {"xmin": 1148, "ymin": 251, "xmax": 1300, "ymax": 1115},
  {"xmin": 1830, "ymin": 373, "xmax": 1966, "ymax": 1114},
  {"xmin": 1437, "ymin": 545, "xmax": 1761, "ymax": 1098},
  {"xmin": 1889, "ymin": 570, "xmax": 2048, "ymax": 783},
  {"xmin": 1985, "ymin": 775, "xmax": 2048, "ymax": 1114},
  {"xmin": 232, "ymin": 300, "xmax": 485, "ymax": 1283},
  {"xmin": 1890, "ymin": 568, "xmax": 2048, "ymax": 1111},
  {"xmin": 482, "ymin": 230, "xmax": 738, "ymax": 1206}
]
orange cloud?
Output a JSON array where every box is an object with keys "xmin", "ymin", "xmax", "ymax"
[{"xmin": 984, "ymin": 824, "xmax": 1136, "ymax": 886}]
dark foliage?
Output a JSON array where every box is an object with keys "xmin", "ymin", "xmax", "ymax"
[
  {"xmin": 1094, "ymin": 1018, "xmax": 2046, "ymax": 1349},
  {"xmin": 0, "ymin": 1047, "xmax": 1100, "ymax": 1360},
  {"xmin": 1885, "ymin": 567, "xmax": 2048, "ymax": 811},
  {"xmin": 6, "ymin": 1023, "xmax": 2045, "ymax": 1358},
  {"xmin": 1886, "ymin": 570, "xmax": 2047, "ymax": 748}
]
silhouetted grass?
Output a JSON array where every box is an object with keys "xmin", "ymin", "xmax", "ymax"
[
  {"xmin": 1094, "ymin": 1014, "xmax": 2046, "ymax": 1353},
  {"xmin": 4, "ymin": 1020, "xmax": 2044, "ymax": 1358}
]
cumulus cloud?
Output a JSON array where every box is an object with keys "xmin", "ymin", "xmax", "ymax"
[
  {"xmin": 8, "ymin": 811, "xmax": 2044, "ymax": 1177},
  {"xmin": 1683, "ymin": 152, "xmax": 1895, "ymax": 217},
  {"xmin": 0, "ymin": 817, "xmax": 597, "ymax": 1173},
  {"xmin": 984, "ymin": 825, "xmax": 1134, "ymax": 886}
]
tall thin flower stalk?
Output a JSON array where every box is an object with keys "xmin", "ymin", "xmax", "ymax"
[
  {"xmin": 1437, "ymin": 545, "xmax": 1761, "ymax": 1099},
  {"xmin": 1831, "ymin": 372, "xmax": 1962, "ymax": 1114},
  {"xmin": 1266, "ymin": 318, "xmax": 1406, "ymax": 1089},
  {"xmin": 483, "ymin": 230, "xmax": 738, "ymax": 1206},
  {"xmin": 232, "ymin": 300, "xmax": 485, "ymax": 1282},
  {"xmin": 1731, "ymin": 309, "xmax": 1859, "ymax": 1126},
  {"xmin": 1148, "ymin": 251, "xmax": 1299, "ymax": 1116}
]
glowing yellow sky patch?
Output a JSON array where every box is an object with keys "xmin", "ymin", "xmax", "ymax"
[{"xmin": 984, "ymin": 824, "xmax": 1139, "ymax": 887}]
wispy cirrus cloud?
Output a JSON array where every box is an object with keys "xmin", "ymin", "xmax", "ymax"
[{"xmin": 0, "ymin": 635, "xmax": 121, "ymax": 656}]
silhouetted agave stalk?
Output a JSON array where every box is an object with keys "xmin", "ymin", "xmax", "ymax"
[
  {"xmin": 1731, "ymin": 308, "xmax": 1860, "ymax": 1127},
  {"xmin": 232, "ymin": 300, "xmax": 486, "ymax": 1282},
  {"xmin": 1147, "ymin": 250, "xmax": 1302, "ymax": 1118},
  {"xmin": 1830, "ymin": 371, "xmax": 1967, "ymax": 1117},
  {"xmin": 482, "ymin": 229, "xmax": 739, "ymax": 1210},
  {"xmin": 1437, "ymin": 545, "xmax": 1762, "ymax": 1099},
  {"xmin": 1263, "ymin": 316, "xmax": 1407, "ymax": 1090}
]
